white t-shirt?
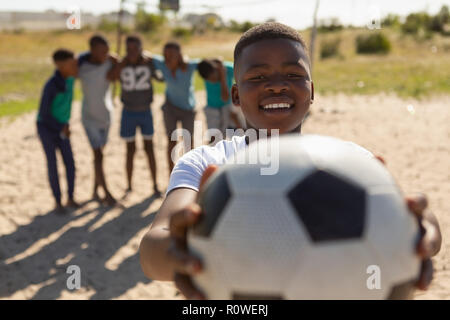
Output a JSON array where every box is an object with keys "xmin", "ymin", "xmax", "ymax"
[
  {"xmin": 167, "ymin": 135, "xmax": 248, "ymax": 194},
  {"xmin": 166, "ymin": 135, "xmax": 374, "ymax": 195}
]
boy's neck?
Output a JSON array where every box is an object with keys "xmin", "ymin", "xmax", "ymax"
[
  {"xmin": 58, "ymin": 70, "xmax": 70, "ymax": 79},
  {"xmin": 246, "ymin": 123, "xmax": 302, "ymax": 139},
  {"xmin": 127, "ymin": 54, "xmax": 143, "ymax": 65},
  {"xmin": 88, "ymin": 55, "xmax": 103, "ymax": 65}
]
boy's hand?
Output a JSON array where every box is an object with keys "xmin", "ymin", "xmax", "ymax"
[
  {"xmin": 212, "ymin": 59, "xmax": 229, "ymax": 102},
  {"xmin": 142, "ymin": 50, "xmax": 153, "ymax": 59},
  {"xmin": 169, "ymin": 165, "xmax": 218, "ymax": 300},
  {"xmin": 109, "ymin": 54, "xmax": 119, "ymax": 64},
  {"xmin": 170, "ymin": 204, "xmax": 204, "ymax": 299},
  {"xmin": 213, "ymin": 59, "xmax": 225, "ymax": 78},
  {"xmin": 61, "ymin": 124, "xmax": 70, "ymax": 139},
  {"xmin": 406, "ymin": 193, "xmax": 439, "ymax": 290},
  {"xmin": 375, "ymin": 155, "xmax": 441, "ymax": 290}
]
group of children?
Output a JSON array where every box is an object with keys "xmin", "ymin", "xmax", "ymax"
[
  {"xmin": 37, "ymin": 34, "xmax": 241, "ymax": 211},
  {"xmin": 36, "ymin": 22, "xmax": 441, "ymax": 299}
]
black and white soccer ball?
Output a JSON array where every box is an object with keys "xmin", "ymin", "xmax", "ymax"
[{"xmin": 188, "ymin": 134, "xmax": 421, "ymax": 300}]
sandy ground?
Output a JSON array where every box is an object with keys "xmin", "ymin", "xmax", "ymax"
[{"xmin": 0, "ymin": 92, "xmax": 448, "ymax": 300}]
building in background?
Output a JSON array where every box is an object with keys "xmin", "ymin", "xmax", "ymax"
[{"xmin": 0, "ymin": 9, "xmax": 134, "ymax": 31}]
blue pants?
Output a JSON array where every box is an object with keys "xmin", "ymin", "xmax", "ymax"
[{"xmin": 37, "ymin": 122, "xmax": 75, "ymax": 204}]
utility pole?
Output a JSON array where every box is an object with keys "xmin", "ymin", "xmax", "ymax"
[
  {"xmin": 117, "ymin": 0, "xmax": 125, "ymax": 58},
  {"xmin": 309, "ymin": 0, "xmax": 320, "ymax": 73},
  {"xmin": 113, "ymin": 0, "xmax": 125, "ymax": 101}
]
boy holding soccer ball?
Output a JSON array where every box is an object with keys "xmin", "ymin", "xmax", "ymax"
[{"xmin": 139, "ymin": 23, "xmax": 442, "ymax": 299}]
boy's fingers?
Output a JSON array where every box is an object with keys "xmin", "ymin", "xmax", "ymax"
[
  {"xmin": 167, "ymin": 242, "xmax": 202, "ymax": 275},
  {"xmin": 169, "ymin": 205, "xmax": 202, "ymax": 240},
  {"xmin": 199, "ymin": 165, "xmax": 219, "ymax": 192},
  {"xmin": 417, "ymin": 220, "xmax": 439, "ymax": 259},
  {"xmin": 406, "ymin": 193, "xmax": 428, "ymax": 218},
  {"xmin": 415, "ymin": 259, "xmax": 433, "ymax": 290},
  {"xmin": 374, "ymin": 155, "xmax": 386, "ymax": 165},
  {"xmin": 174, "ymin": 273, "xmax": 206, "ymax": 300}
]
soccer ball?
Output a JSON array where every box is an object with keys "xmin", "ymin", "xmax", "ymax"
[{"xmin": 188, "ymin": 134, "xmax": 421, "ymax": 300}]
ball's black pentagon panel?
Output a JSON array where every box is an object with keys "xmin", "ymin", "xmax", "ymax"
[
  {"xmin": 193, "ymin": 170, "xmax": 231, "ymax": 238},
  {"xmin": 287, "ymin": 170, "xmax": 366, "ymax": 242},
  {"xmin": 387, "ymin": 279, "xmax": 417, "ymax": 300},
  {"xmin": 232, "ymin": 292, "xmax": 284, "ymax": 300}
]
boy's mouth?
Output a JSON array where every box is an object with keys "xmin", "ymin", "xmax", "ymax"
[
  {"xmin": 260, "ymin": 102, "xmax": 294, "ymax": 112},
  {"xmin": 259, "ymin": 97, "xmax": 295, "ymax": 113}
]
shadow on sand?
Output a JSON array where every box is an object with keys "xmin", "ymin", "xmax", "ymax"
[{"xmin": 0, "ymin": 195, "xmax": 159, "ymax": 299}]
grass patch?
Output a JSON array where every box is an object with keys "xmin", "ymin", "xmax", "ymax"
[
  {"xmin": 0, "ymin": 99, "xmax": 38, "ymax": 118},
  {"xmin": 1, "ymin": 28, "xmax": 449, "ymax": 118},
  {"xmin": 313, "ymin": 55, "xmax": 450, "ymax": 98}
]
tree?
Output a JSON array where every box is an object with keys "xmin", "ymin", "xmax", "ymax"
[{"xmin": 135, "ymin": 1, "xmax": 166, "ymax": 32}]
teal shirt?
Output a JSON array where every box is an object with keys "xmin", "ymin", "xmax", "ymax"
[
  {"xmin": 152, "ymin": 55, "xmax": 199, "ymax": 110},
  {"xmin": 204, "ymin": 62, "xmax": 234, "ymax": 109},
  {"xmin": 52, "ymin": 77, "xmax": 75, "ymax": 123},
  {"xmin": 37, "ymin": 71, "xmax": 75, "ymax": 131}
]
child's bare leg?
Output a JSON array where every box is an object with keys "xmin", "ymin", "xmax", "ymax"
[
  {"xmin": 126, "ymin": 141, "xmax": 136, "ymax": 192},
  {"xmin": 94, "ymin": 148, "xmax": 116, "ymax": 206},
  {"xmin": 144, "ymin": 138, "xmax": 160, "ymax": 197}
]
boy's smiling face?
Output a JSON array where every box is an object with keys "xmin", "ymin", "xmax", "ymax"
[
  {"xmin": 126, "ymin": 41, "xmax": 142, "ymax": 64},
  {"xmin": 56, "ymin": 58, "xmax": 78, "ymax": 78},
  {"xmin": 90, "ymin": 43, "xmax": 109, "ymax": 64},
  {"xmin": 232, "ymin": 38, "xmax": 313, "ymax": 134}
]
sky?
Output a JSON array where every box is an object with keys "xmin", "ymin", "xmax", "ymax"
[{"xmin": 1, "ymin": 0, "xmax": 449, "ymax": 29}]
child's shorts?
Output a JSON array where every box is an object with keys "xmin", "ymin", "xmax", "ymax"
[
  {"xmin": 82, "ymin": 118, "xmax": 110, "ymax": 149},
  {"xmin": 161, "ymin": 100, "xmax": 196, "ymax": 137},
  {"xmin": 120, "ymin": 108, "xmax": 154, "ymax": 142},
  {"xmin": 204, "ymin": 104, "xmax": 231, "ymax": 136}
]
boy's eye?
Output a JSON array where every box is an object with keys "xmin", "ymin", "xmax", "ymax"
[
  {"xmin": 248, "ymin": 75, "xmax": 265, "ymax": 81},
  {"xmin": 287, "ymin": 73, "xmax": 304, "ymax": 79}
]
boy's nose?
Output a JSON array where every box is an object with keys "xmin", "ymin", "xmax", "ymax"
[{"xmin": 264, "ymin": 78, "xmax": 289, "ymax": 93}]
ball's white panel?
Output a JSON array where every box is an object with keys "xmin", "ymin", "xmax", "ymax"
[
  {"xmin": 189, "ymin": 195, "xmax": 310, "ymax": 297},
  {"xmin": 286, "ymin": 241, "xmax": 388, "ymax": 299},
  {"xmin": 295, "ymin": 135, "xmax": 396, "ymax": 189},
  {"xmin": 225, "ymin": 137, "xmax": 317, "ymax": 194},
  {"xmin": 365, "ymin": 187, "xmax": 421, "ymax": 285},
  {"xmin": 189, "ymin": 237, "xmax": 234, "ymax": 299}
]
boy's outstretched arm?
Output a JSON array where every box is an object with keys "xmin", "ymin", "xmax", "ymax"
[
  {"xmin": 139, "ymin": 187, "xmax": 200, "ymax": 281},
  {"xmin": 139, "ymin": 165, "xmax": 217, "ymax": 299}
]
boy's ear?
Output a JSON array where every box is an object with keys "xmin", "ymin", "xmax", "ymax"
[
  {"xmin": 231, "ymin": 84, "xmax": 240, "ymax": 106},
  {"xmin": 310, "ymin": 81, "xmax": 314, "ymax": 103}
]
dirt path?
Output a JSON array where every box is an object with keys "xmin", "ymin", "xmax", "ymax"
[{"xmin": 0, "ymin": 93, "xmax": 448, "ymax": 299}]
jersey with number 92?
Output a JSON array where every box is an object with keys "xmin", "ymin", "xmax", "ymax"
[{"xmin": 120, "ymin": 60, "xmax": 157, "ymax": 111}]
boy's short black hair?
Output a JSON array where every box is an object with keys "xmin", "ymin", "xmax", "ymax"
[
  {"xmin": 89, "ymin": 34, "xmax": 108, "ymax": 48},
  {"xmin": 126, "ymin": 35, "xmax": 142, "ymax": 47},
  {"xmin": 164, "ymin": 41, "xmax": 181, "ymax": 51},
  {"xmin": 52, "ymin": 49, "xmax": 74, "ymax": 62},
  {"xmin": 198, "ymin": 59, "xmax": 215, "ymax": 79},
  {"xmin": 234, "ymin": 22, "xmax": 309, "ymax": 64}
]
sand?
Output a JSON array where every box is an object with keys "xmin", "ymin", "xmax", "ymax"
[{"xmin": 0, "ymin": 92, "xmax": 448, "ymax": 300}]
